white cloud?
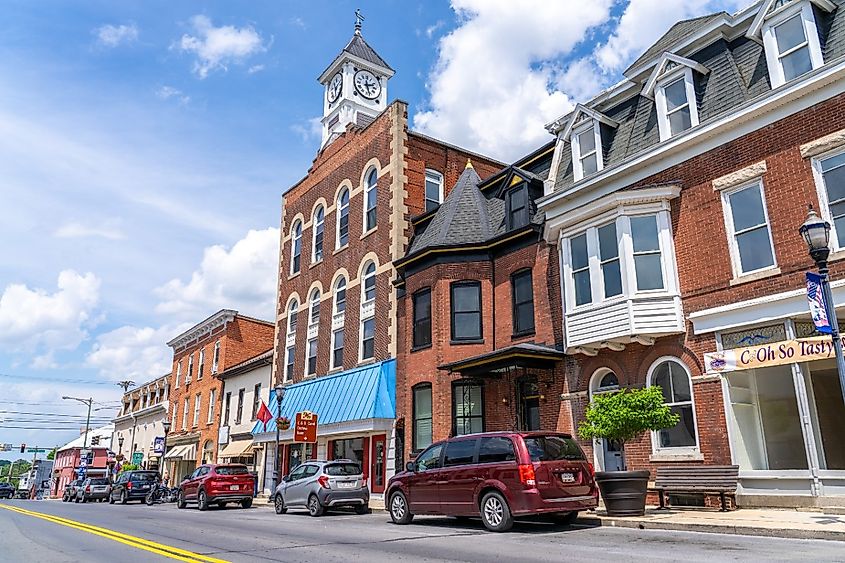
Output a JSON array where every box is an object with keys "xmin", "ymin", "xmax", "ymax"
[
  {"xmin": 154, "ymin": 228, "xmax": 279, "ymax": 321},
  {"xmin": 0, "ymin": 270, "xmax": 100, "ymax": 354},
  {"xmin": 155, "ymin": 85, "xmax": 191, "ymax": 104},
  {"xmin": 290, "ymin": 116, "xmax": 322, "ymax": 143},
  {"xmin": 178, "ymin": 15, "xmax": 267, "ymax": 78},
  {"xmin": 54, "ymin": 220, "xmax": 125, "ymax": 240},
  {"xmin": 247, "ymin": 64, "xmax": 265, "ymax": 74},
  {"xmin": 414, "ymin": 0, "xmax": 613, "ymax": 162},
  {"xmin": 289, "ymin": 17, "xmax": 307, "ymax": 30},
  {"xmin": 86, "ymin": 324, "xmax": 187, "ymax": 381},
  {"xmin": 95, "ymin": 23, "xmax": 139, "ymax": 47},
  {"xmin": 425, "ymin": 21, "xmax": 445, "ymax": 39}
]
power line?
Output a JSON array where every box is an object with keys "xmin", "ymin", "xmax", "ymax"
[
  {"xmin": 0, "ymin": 372, "xmax": 119, "ymax": 386},
  {"xmin": 0, "ymin": 410, "xmax": 115, "ymax": 418}
]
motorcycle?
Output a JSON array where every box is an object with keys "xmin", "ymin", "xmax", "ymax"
[{"xmin": 145, "ymin": 483, "xmax": 177, "ymax": 505}]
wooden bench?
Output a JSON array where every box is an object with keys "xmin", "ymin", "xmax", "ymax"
[{"xmin": 652, "ymin": 465, "xmax": 739, "ymax": 512}]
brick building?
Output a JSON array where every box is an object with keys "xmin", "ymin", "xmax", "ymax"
[
  {"xmin": 394, "ymin": 146, "xmax": 569, "ymax": 464},
  {"xmin": 540, "ymin": 0, "xmax": 845, "ymax": 507},
  {"xmin": 252, "ymin": 23, "xmax": 500, "ymax": 497},
  {"xmin": 164, "ymin": 309, "xmax": 274, "ymax": 482}
]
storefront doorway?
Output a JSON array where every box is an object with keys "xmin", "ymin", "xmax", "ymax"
[
  {"xmin": 589, "ymin": 369, "xmax": 625, "ymax": 471},
  {"xmin": 517, "ymin": 378, "xmax": 541, "ymax": 431}
]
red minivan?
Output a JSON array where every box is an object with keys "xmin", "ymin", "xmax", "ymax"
[
  {"xmin": 386, "ymin": 432, "xmax": 598, "ymax": 532},
  {"xmin": 177, "ymin": 464, "xmax": 255, "ymax": 511}
]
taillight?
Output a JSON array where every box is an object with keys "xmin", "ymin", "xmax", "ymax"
[
  {"xmin": 127, "ymin": 481, "xmax": 132, "ymax": 490},
  {"xmin": 518, "ymin": 464, "xmax": 536, "ymax": 487},
  {"xmin": 318, "ymin": 475, "xmax": 330, "ymax": 489},
  {"xmin": 86, "ymin": 486, "xmax": 91, "ymax": 493},
  {"xmin": 587, "ymin": 462, "xmax": 595, "ymax": 478}
]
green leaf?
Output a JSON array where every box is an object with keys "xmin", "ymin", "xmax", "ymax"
[{"xmin": 578, "ymin": 386, "xmax": 679, "ymax": 446}]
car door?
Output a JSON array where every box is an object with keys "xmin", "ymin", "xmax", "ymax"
[
  {"xmin": 281, "ymin": 465, "xmax": 308, "ymax": 506},
  {"xmin": 407, "ymin": 443, "xmax": 444, "ymax": 514},
  {"xmin": 183, "ymin": 468, "xmax": 202, "ymax": 499},
  {"xmin": 112, "ymin": 475, "xmax": 127, "ymax": 500},
  {"xmin": 438, "ymin": 438, "xmax": 479, "ymax": 516}
]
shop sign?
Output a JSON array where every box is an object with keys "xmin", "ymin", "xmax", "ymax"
[
  {"xmin": 705, "ymin": 336, "xmax": 843, "ymax": 373},
  {"xmin": 131, "ymin": 452, "xmax": 144, "ymax": 466},
  {"xmin": 153, "ymin": 437, "xmax": 165, "ymax": 454},
  {"xmin": 294, "ymin": 411, "xmax": 318, "ymax": 443}
]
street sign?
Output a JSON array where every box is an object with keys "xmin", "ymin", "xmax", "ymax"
[
  {"xmin": 0, "ymin": 443, "xmax": 12, "ymax": 452},
  {"xmin": 79, "ymin": 449, "xmax": 91, "ymax": 458},
  {"xmin": 131, "ymin": 452, "xmax": 143, "ymax": 466},
  {"xmin": 26, "ymin": 448, "xmax": 47, "ymax": 453},
  {"xmin": 294, "ymin": 411, "xmax": 318, "ymax": 443}
]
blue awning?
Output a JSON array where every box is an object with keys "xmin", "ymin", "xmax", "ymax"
[{"xmin": 252, "ymin": 359, "xmax": 395, "ymax": 434}]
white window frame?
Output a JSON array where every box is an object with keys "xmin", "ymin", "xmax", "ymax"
[
  {"xmin": 811, "ymin": 146, "xmax": 845, "ymax": 251},
  {"xmin": 761, "ymin": 1, "xmax": 824, "ymax": 88},
  {"xmin": 182, "ymin": 397, "xmax": 189, "ymax": 430},
  {"xmin": 360, "ymin": 317, "xmax": 375, "ymax": 362},
  {"xmin": 424, "ymin": 169, "xmax": 444, "ymax": 212},
  {"xmin": 331, "ymin": 327, "xmax": 344, "ymax": 370},
  {"xmin": 193, "ymin": 393, "xmax": 201, "ymax": 427},
  {"xmin": 284, "ymin": 299, "xmax": 298, "ymax": 383},
  {"xmin": 197, "ymin": 348, "xmax": 205, "ymax": 380},
  {"xmin": 336, "ymin": 188, "xmax": 350, "ymax": 250},
  {"xmin": 312, "ymin": 205, "xmax": 325, "ymax": 263},
  {"xmin": 363, "ymin": 167, "xmax": 378, "ymax": 233},
  {"xmin": 207, "ymin": 388, "xmax": 215, "ymax": 424},
  {"xmin": 308, "ymin": 289, "xmax": 321, "ymax": 327},
  {"xmin": 654, "ymin": 67, "xmax": 699, "ymax": 141},
  {"xmin": 333, "ymin": 276, "xmax": 347, "ymax": 315},
  {"xmin": 212, "ymin": 340, "xmax": 220, "ymax": 374},
  {"xmin": 571, "ymin": 120, "xmax": 604, "ymax": 181},
  {"xmin": 720, "ymin": 179, "xmax": 778, "ymax": 279},
  {"xmin": 171, "ymin": 408, "xmax": 177, "ymax": 431},
  {"xmin": 175, "ymin": 360, "xmax": 181, "ymax": 388},
  {"xmin": 305, "ymin": 337, "xmax": 318, "ymax": 377},
  {"xmin": 361, "ymin": 262, "xmax": 376, "ymax": 305},
  {"xmin": 284, "ymin": 345, "xmax": 295, "ymax": 383},
  {"xmin": 646, "ymin": 356, "xmax": 701, "ymax": 457},
  {"xmin": 186, "ymin": 354, "xmax": 193, "ymax": 384},
  {"xmin": 290, "ymin": 220, "xmax": 303, "ymax": 275}
]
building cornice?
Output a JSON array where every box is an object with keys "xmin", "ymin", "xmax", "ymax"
[
  {"xmin": 167, "ymin": 309, "xmax": 237, "ymax": 350},
  {"xmin": 112, "ymin": 402, "xmax": 167, "ymax": 424}
]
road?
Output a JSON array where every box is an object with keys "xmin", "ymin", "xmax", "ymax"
[{"xmin": 1, "ymin": 498, "xmax": 843, "ymax": 562}]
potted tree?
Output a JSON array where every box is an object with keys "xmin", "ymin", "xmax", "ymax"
[{"xmin": 578, "ymin": 386, "xmax": 678, "ymax": 516}]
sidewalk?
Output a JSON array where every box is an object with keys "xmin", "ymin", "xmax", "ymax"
[{"xmin": 586, "ymin": 506, "xmax": 845, "ymax": 542}]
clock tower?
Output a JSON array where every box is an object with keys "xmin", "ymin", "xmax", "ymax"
[{"xmin": 317, "ymin": 12, "xmax": 394, "ymax": 147}]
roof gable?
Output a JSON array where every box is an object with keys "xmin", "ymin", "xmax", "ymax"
[
  {"xmin": 746, "ymin": 0, "xmax": 837, "ymax": 39},
  {"xmin": 642, "ymin": 52, "xmax": 710, "ymax": 98},
  {"xmin": 546, "ymin": 103, "xmax": 620, "ymax": 138}
]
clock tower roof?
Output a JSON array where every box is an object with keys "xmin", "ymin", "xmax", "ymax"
[{"xmin": 318, "ymin": 31, "xmax": 394, "ymax": 83}]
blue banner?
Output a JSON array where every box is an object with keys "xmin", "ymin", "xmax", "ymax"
[{"xmin": 807, "ymin": 272, "xmax": 834, "ymax": 335}]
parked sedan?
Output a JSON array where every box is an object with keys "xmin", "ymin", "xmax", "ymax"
[
  {"xmin": 109, "ymin": 470, "xmax": 159, "ymax": 504},
  {"xmin": 76, "ymin": 478, "xmax": 110, "ymax": 503},
  {"xmin": 273, "ymin": 460, "xmax": 369, "ymax": 517},
  {"xmin": 62, "ymin": 479, "xmax": 83, "ymax": 502},
  {"xmin": 0, "ymin": 482, "xmax": 14, "ymax": 499},
  {"xmin": 176, "ymin": 464, "xmax": 255, "ymax": 511}
]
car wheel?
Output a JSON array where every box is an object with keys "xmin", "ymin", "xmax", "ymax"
[
  {"xmin": 274, "ymin": 494, "xmax": 287, "ymax": 515},
  {"xmin": 62, "ymin": 495, "xmax": 68, "ymax": 502},
  {"xmin": 108, "ymin": 493, "xmax": 115, "ymax": 504},
  {"xmin": 307, "ymin": 494, "xmax": 324, "ymax": 517},
  {"xmin": 146, "ymin": 492, "xmax": 154, "ymax": 506},
  {"xmin": 120, "ymin": 490, "xmax": 127, "ymax": 505},
  {"xmin": 480, "ymin": 491, "xmax": 513, "ymax": 532},
  {"xmin": 241, "ymin": 498, "xmax": 252, "ymax": 509},
  {"xmin": 354, "ymin": 504, "xmax": 370, "ymax": 515},
  {"xmin": 389, "ymin": 491, "xmax": 413, "ymax": 525},
  {"xmin": 197, "ymin": 489, "xmax": 208, "ymax": 511},
  {"xmin": 81, "ymin": 495, "xmax": 87, "ymax": 503},
  {"xmin": 176, "ymin": 490, "xmax": 186, "ymax": 509}
]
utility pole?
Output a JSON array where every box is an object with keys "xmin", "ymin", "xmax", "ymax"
[{"xmin": 62, "ymin": 396, "xmax": 94, "ymax": 448}]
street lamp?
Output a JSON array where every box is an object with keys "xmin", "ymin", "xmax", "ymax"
[
  {"xmin": 272, "ymin": 384, "xmax": 286, "ymax": 493},
  {"xmin": 162, "ymin": 421, "xmax": 171, "ymax": 484},
  {"xmin": 62, "ymin": 396, "xmax": 93, "ymax": 449},
  {"xmin": 799, "ymin": 206, "xmax": 845, "ymax": 407}
]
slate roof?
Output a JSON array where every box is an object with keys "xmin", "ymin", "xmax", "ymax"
[
  {"xmin": 625, "ymin": 13, "xmax": 728, "ymax": 75},
  {"xmin": 320, "ymin": 32, "xmax": 393, "ymax": 79},
  {"xmin": 551, "ymin": 1, "xmax": 845, "ymax": 197}
]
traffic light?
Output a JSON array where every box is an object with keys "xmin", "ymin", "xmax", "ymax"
[
  {"xmin": 91, "ymin": 436, "xmax": 100, "ymax": 446},
  {"xmin": 20, "ymin": 444, "xmax": 25, "ymax": 453}
]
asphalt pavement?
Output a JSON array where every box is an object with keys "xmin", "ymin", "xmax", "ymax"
[{"xmin": 1, "ymin": 498, "xmax": 844, "ymax": 562}]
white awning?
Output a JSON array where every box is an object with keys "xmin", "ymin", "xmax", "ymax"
[
  {"xmin": 164, "ymin": 444, "xmax": 196, "ymax": 461},
  {"xmin": 218, "ymin": 440, "xmax": 254, "ymax": 459}
]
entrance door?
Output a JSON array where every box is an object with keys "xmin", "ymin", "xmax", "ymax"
[
  {"xmin": 370, "ymin": 434, "xmax": 386, "ymax": 494},
  {"xmin": 602, "ymin": 439, "xmax": 624, "ymax": 472},
  {"xmin": 518, "ymin": 379, "xmax": 541, "ymax": 430}
]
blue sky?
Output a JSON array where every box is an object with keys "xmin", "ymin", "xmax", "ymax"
[{"xmin": 0, "ymin": 0, "xmax": 748, "ymax": 460}]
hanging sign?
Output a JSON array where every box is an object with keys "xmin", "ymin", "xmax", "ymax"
[
  {"xmin": 806, "ymin": 273, "xmax": 834, "ymax": 334},
  {"xmin": 153, "ymin": 437, "xmax": 165, "ymax": 454},
  {"xmin": 294, "ymin": 411, "xmax": 318, "ymax": 443},
  {"xmin": 704, "ymin": 336, "xmax": 843, "ymax": 373}
]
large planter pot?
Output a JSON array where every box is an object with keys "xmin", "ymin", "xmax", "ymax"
[{"xmin": 595, "ymin": 470, "xmax": 650, "ymax": 516}]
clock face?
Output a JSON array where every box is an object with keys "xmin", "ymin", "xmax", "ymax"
[
  {"xmin": 354, "ymin": 69, "xmax": 381, "ymax": 100},
  {"xmin": 327, "ymin": 72, "xmax": 342, "ymax": 103}
]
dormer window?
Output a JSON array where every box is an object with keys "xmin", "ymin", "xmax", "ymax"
[
  {"xmin": 656, "ymin": 72, "xmax": 698, "ymax": 140},
  {"xmin": 760, "ymin": 1, "xmax": 825, "ymax": 88},
  {"xmin": 572, "ymin": 122, "xmax": 603, "ymax": 180},
  {"xmin": 507, "ymin": 185, "xmax": 529, "ymax": 230}
]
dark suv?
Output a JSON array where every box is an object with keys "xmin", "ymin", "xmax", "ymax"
[
  {"xmin": 109, "ymin": 470, "xmax": 159, "ymax": 504},
  {"xmin": 386, "ymin": 432, "xmax": 598, "ymax": 532}
]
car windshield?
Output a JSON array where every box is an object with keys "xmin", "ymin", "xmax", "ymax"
[
  {"xmin": 524, "ymin": 436, "xmax": 586, "ymax": 462},
  {"xmin": 131, "ymin": 472, "xmax": 158, "ymax": 482},
  {"xmin": 324, "ymin": 463, "xmax": 360, "ymax": 476},
  {"xmin": 90, "ymin": 478, "xmax": 109, "ymax": 485},
  {"xmin": 215, "ymin": 466, "xmax": 248, "ymax": 475}
]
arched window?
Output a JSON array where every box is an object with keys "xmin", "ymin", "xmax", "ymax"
[
  {"xmin": 305, "ymin": 289, "xmax": 321, "ymax": 376},
  {"xmin": 648, "ymin": 358, "xmax": 698, "ymax": 451},
  {"xmin": 313, "ymin": 206, "xmax": 325, "ymax": 263},
  {"xmin": 308, "ymin": 289, "xmax": 321, "ymax": 327},
  {"xmin": 364, "ymin": 168, "xmax": 377, "ymax": 232},
  {"xmin": 333, "ymin": 276, "xmax": 347, "ymax": 314},
  {"xmin": 362, "ymin": 262, "xmax": 376, "ymax": 303},
  {"xmin": 201, "ymin": 440, "xmax": 214, "ymax": 465},
  {"xmin": 290, "ymin": 220, "xmax": 303, "ymax": 275},
  {"xmin": 591, "ymin": 370, "xmax": 620, "ymax": 395},
  {"xmin": 331, "ymin": 277, "xmax": 347, "ymax": 370},
  {"xmin": 284, "ymin": 299, "xmax": 298, "ymax": 382},
  {"xmin": 412, "ymin": 383, "xmax": 433, "ymax": 451},
  {"xmin": 336, "ymin": 188, "xmax": 350, "ymax": 248}
]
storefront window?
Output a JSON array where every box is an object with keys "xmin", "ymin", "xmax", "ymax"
[
  {"xmin": 649, "ymin": 359, "xmax": 697, "ymax": 449},
  {"xmin": 720, "ymin": 323, "xmax": 786, "ymax": 350},
  {"xmin": 332, "ymin": 438, "xmax": 364, "ymax": 466},
  {"xmin": 452, "ymin": 381, "xmax": 483, "ymax": 436},
  {"xmin": 806, "ymin": 361, "xmax": 845, "ymax": 470},
  {"xmin": 727, "ymin": 366, "xmax": 808, "ymax": 470},
  {"xmin": 287, "ymin": 443, "xmax": 313, "ymax": 473}
]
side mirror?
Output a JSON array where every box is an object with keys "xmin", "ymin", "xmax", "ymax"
[
  {"xmin": 282, "ymin": 475, "xmax": 290, "ymax": 482},
  {"xmin": 405, "ymin": 461, "xmax": 416, "ymax": 473},
  {"xmin": 182, "ymin": 475, "xmax": 190, "ymax": 483}
]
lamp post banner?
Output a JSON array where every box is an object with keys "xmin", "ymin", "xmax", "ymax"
[
  {"xmin": 807, "ymin": 272, "xmax": 834, "ymax": 334},
  {"xmin": 705, "ymin": 336, "xmax": 845, "ymax": 373}
]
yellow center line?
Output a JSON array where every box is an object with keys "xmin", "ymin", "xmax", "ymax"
[{"xmin": 0, "ymin": 504, "xmax": 231, "ymax": 563}]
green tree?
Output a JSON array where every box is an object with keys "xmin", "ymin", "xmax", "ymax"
[
  {"xmin": 47, "ymin": 448, "xmax": 56, "ymax": 461},
  {"xmin": 578, "ymin": 386, "xmax": 679, "ymax": 471}
]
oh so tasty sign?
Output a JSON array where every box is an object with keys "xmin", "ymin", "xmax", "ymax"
[{"xmin": 704, "ymin": 336, "xmax": 843, "ymax": 373}]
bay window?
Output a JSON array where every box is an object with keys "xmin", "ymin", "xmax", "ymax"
[
  {"xmin": 598, "ymin": 222, "xmax": 622, "ymax": 298},
  {"xmin": 631, "ymin": 215, "xmax": 665, "ymax": 290},
  {"xmin": 570, "ymin": 233, "xmax": 591, "ymax": 306}
]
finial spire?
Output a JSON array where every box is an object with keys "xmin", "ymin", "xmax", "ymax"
[
  {"xmin": 465, "ymin": 158, "xmax": 474, "ymax": 170},
  {"xmin": 354, "ymin": 9, "xmax": 364, "ymax": 34}
]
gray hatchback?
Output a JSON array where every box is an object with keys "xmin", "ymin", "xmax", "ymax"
[{"xmin": 273, "ymin": 460, "xmax": 369, "ymax": 517}]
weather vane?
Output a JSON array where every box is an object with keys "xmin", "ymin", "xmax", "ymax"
[{"xmin": 354, "ymin": 9, "xmax": 364, "ymax": 33}]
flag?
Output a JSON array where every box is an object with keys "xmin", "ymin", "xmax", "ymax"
[
  {"xmin": 256, "ymin": 401, "xmax": 273, "ymax": 431},
  {"xmin": 807, "ymin": 272, "xmax": 834, "ymax": 334}
]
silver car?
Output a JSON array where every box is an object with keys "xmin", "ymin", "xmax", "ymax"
[
  {"xmin": 76, "ymin": 477, "xmax": 111, "ymax": 503},
  {"xmin": 273, "ymin": 460, "xmax": 369, "ymax": 517}
]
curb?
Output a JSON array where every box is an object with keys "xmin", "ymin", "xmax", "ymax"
[{"xmin": 585, "ymin": 516, "xmax": 845, "ymax": 542}]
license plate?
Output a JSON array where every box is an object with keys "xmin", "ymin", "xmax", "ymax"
[
  {"xmin": 139, "ymin": 486, "xmax": 149, "ymax": 490},
  {"xmin": 560, "ymin": 472, "xmax": 575, "ymax": 483},
  {"xmin": 336, "ymin": 481, "xmax": 355, "ymax": 489},
  {"xmin": 229, "ymin": 485, "xmax": 239, "ymax": 491}
]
